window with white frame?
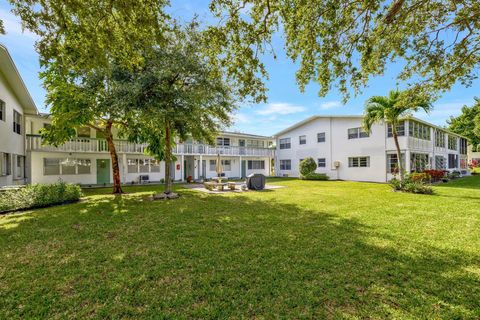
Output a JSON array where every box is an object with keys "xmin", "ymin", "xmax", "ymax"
[
  {"xmin": 127, "ymin": 159, "xmax": 139, "ymax": 173},
  {"xmin": 299, "ymin": 135, "xmax": 306, "ymax": 145},
  {"xmin": 317, "ymin": 158, "xmax": 326, "ymax": 167},
  {"xmin": 77, "ymin": 159, "xmax": 92, "ymax": 174},
  {"xmin": 150, "ymin": 159, "xmax": 161, "ymax": 172},
  {"xmin": 410, "ymin": 153, "xmax": 429, "ymax": 172},
  {"xmin": 435, "ymin": 156, "xmax": 446, "ymax": 170},
  {"xmin": 387, "ymin": 121, "xmax": 405, "ymax": 137},
  {"xmin": 460, "ymin": 138, "xmax": 467, "ymax": 154},
  {"xmin": 247, "ymin": 140, "xmax": 265, "ymax": 148},
  {"xmin": 209, "ymin": 159, "xmax": 231, "ymax": 171},
  {"xmin": 0, "ymin": 99, "xmax": 5, "ymax": 121},
  {"xmin": 448, "ymin": 154, "xmax": 458, "ymax": 169},
  {"xmin": 317, "ymin": 132, "xmax": 326, "ymax": 142},
  {"xmin": 13, "ymin": 110, "xmax": 22, "ymax": 134},
  {"xmin": 247, "ymin": 160, "xmax": 265, "ymax": 170},
  {"xmin": 348, "ymin": 156, "xmax": 370, "ymax": 167},
  {"xmin": 139, "ymin": 159, "xmax": 150, "ymax": 173},
  {"xmin": 408, "ymin": 121, "xmax": 431, "ymax": 140},
  {"xmin": 216, "ymin": 137, "xmax": 230, "ymax": 146},
  {"xmin": 280, "ymin": 159, "xmax": 291, "ymax": 170},
  {"xmin": 279, "ymin": 138, "xmax": 291, "ymax": 149},
  {"xmin": 15, "ymin": 155, "xmax": 25, "ymax": 179},
  {"xmin": 447, "ymin": 135, "xmax": 457, "ymax": 150},
  {"xmin": 43, "ymin": 158, "xmax": 61, "ymax": 175},
  {"xmin": 43, "ymin": 158, "xmax": 91, "ymax": 175},
  {"xmin": 387, "ymin": 153, "xmax": 405, "ymax": 173},
  {"xmin": 348, "ymin": 127, "xmax": 369, "ymax": 139},
  {"xmin": 435, "ymin": 130, "xmax": 446, "ymax": 148},
  {"xmin": 61, "ymin": 159, "xmax": 76, "ymax": 175},
  {"xmin": 0, "ymin": 152, "xmax": 11, "ymax": 176}
]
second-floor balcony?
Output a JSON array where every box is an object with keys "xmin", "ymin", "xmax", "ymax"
[{"xmin": 26, "ymin": 134, "xmax": 274, "ymax": 157}]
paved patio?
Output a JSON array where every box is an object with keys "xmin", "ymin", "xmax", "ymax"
[{"xmin": 183, "ymin": 182, "xmax": 285, "ymax": 194}]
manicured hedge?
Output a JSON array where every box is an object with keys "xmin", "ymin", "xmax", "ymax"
[
  {"xmin": 0, "ymin": 182, "xmax": 82, "ymax": 213},
  {"xmin": 300, "ymin": 173, "xmax": 330, "ymax": 180}
]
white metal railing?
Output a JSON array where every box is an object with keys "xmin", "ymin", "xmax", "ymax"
[
  {"xmin": 26, "ymin": 135, "xmax": 274, "ymax": 157},
  {"xmin": 408, "ymin": 136, "xmax": 433, "ymax": 151},
  {"xmin": 26, "ymin": 135, "xmax": 148, "ymax": 154}
]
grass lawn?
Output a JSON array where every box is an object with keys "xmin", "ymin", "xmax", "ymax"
[{"xmin": 1, "ymin": 177, "xmax": 479, "ymax": 318}]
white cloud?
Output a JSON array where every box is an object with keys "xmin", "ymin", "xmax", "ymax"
[
  {"xmin": 256, "ymin": 102, "xmax": 306, "ymax": 116},
  {"xmin": 232, "ymin": 113, "xmax": 249, "ymax": 124},
  {"xmin": 319, "ymin": 100, "xmax": 343, "ymax": 110},
  {"xmin": 413, "ymin": 101, "xmax": 469, "ymax": 126}
]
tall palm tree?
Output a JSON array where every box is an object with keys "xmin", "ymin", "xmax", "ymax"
[{"xmin": 363, "ymin": 90, "xmax": 432, "ymax": 181}]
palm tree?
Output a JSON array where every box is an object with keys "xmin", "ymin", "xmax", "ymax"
[{"xmin": 363, "ymin": 90, "xmax": 432, "ymax": 181}]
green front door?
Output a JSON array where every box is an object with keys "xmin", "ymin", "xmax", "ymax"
[
  {"xmin": 96, "ymin": 159, "xmax": 110, "ymax": 184},
  {"xmin": 241, "ymin": 160, "xmax": 246, "ymax": 178}
]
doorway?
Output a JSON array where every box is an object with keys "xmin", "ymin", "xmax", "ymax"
[{"xmin": 96, "ymin": 159, "xmax": 110, "ymax": 184}]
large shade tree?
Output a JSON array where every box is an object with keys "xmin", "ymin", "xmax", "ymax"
[
  {"xmin": 41, "ymin": 68, "xmax": 134, "ymax": 194},
  {"xmin": 207, "ymin": 0, "xmax": 480, "ymax": 103},
  {"xmin": 363, "ymin": 90, "xmax": 432, "ymax": 180},
  {"xmin": 118, "ymin": 23, "xmax": 235, "ymax": 197},
  {"xmin": 448, "ymin": 97, "xmax": 480, "ymax": 152},
  {"xmin": 8, "ymin": 0, "xmax": 172, "ymax": 195},
  {"xmin": 8, "ymin": 0, "xmax": 170, "ymax": 73}
]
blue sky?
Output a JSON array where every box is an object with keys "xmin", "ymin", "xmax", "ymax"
[{"xmin": 1, "ymin": 0, "xmax": 478, "ymax": 136}]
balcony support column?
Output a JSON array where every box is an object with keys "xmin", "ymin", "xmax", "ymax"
[
  {"xmin": 199, "ymin": 154, "xmax": 203, "ymax": 179},
  {"xmin": 181, "ymin": 154, "xmax": 184, "ymax": 181},
  {"xmin": 239, "ymin": 156, "xmax": 242, "ymax": 178},
  {"xmin": 122, "ymin": 154, "xmax": 127, "ymax": 182}
]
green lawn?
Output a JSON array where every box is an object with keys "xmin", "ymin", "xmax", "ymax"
[{"xmin": 1, "ymin": 177, "xmax": 479, "ymax": 318}]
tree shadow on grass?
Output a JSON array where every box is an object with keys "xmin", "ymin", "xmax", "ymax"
[{"xmin": 0, "ymin": 188, "xmax": 479, "ymax": 318}]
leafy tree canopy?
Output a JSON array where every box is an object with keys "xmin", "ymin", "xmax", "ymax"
[
  {"xmin": 0, "ymin": 19, "xmax": 4, "ymax": 34},
  {"xmin": 9, "ymin": 0, "xmax": 170, "ymax": 73},
  {"xmin": 208, "ymin": 0, "xmax": 480, "ymax": 102},
  {"xmin": 448, "ymin": 97, "xmax": 480, "ymax": 152},
  {"xmin": 115, "ymin": 22, "xmax": 235, "ymax": 194}
]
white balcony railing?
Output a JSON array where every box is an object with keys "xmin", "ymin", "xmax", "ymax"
[{"xmin": 26, "ymin": 135, "xmax": 274, "ymax": 157}]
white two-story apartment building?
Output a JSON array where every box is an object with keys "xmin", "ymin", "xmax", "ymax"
[
  {"xmin": 0, "ymin": 44, "xmax": 39, "ymax": 187},
  {"xmin": 25, "ymin": 114, "xmax": 274, "ymax": 185},
  {"xmin": 274, "ymin": 115, "xmax": 468, "ymax": 182}
]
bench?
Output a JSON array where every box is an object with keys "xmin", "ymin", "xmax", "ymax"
[
  {"xmin": 227, "ymin": 182, "xmax": 236, "ymax": 190},
  {"xmin": 204, "ymin": 182, "xmax": 215, "ymax": 191}
]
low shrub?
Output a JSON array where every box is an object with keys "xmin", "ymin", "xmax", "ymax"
[
  {"xmin": 447, "ymin": 171, "xmax": 461, "ymax": 179},
  {"xmin": 299, "ymin": 158, "xmax": 317, "ymax": 176},
  {"xmin": 0, "ymin": 181, "xmax": 82, "ymax": 213},
  {"xmin": 300, "ymin": 173, "xmax": 330, "ymax": 180},
  {"xmin": 423, "ymin": 169, "xmax": 446, "ymax": 182},
  {"xmin": 410, "ymin": 172, "xmax": 431, "ymax": 183},
  {"xmin": 389, "ymin": 174, "xmax": 433, "ymax": 195}
]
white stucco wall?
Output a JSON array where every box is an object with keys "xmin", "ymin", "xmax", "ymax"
[
  {"xmin": 275, "ymin": 117, "xmax": 388, "ymax": 182},
  {"xmin": 0, "ymin": 71, "xmax": 28, "ymax": 186}
]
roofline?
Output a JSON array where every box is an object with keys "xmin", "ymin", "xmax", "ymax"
[
  {"xmin": 274, "ymin": 114, "xmax": 468, "ymax": 139},
  {"xmin": 220, "ymin": 131, "xmax": 273, "ymax": 139},
  {"xmin": 273, "ymin": 115, "xmax": 363, "ymax": 137},
  {"xmin": 0, "ymin": 43, "xmax": 38, "ymax": 114}
]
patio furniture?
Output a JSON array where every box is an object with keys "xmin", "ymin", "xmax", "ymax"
[
  {"xmin": 246, "ymin": 173, "xmax": 266, "ymax": 190},
  {"xmin": 227, "ymin": 182, "xmax": 236, "ymax": 190},
  {"xmin": 216, "ymin": 182, "xmax": 227, "ymax": 191},
  {"xmin": 204, "ymin": 182, "xmax": 215, "ymax": 191}
]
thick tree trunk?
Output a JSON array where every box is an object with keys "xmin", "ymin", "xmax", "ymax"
[
  {"xmin": 164, "ymin": 122, "xmax": 173, "ymax": 194},
  {"xmin": 392, "ymin": 131, "xmax": 404, "ymax": 181},
  {"xmin": 105, "ymin": 123, "xmax": 123, "ymax": 194}
]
